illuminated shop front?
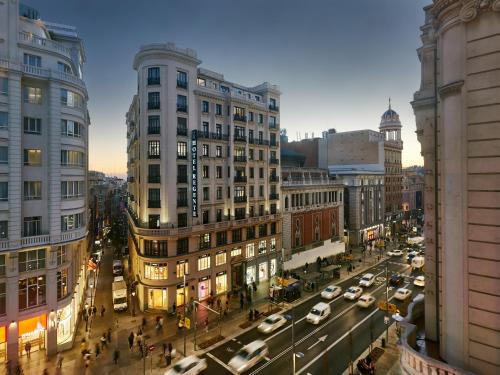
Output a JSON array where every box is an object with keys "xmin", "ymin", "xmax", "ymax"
[
  {"xmin": 198, "ymin": 276, "xmax": 210, "ymax": 300},
  {"xmin": 176, "ymin": 284, "xmax": 189, "ymax": 307},
  {"xmin": 19, "ymin": 315, "xmax": 46, "ymax": 356},
  {"xmin": 56, "ymin": 304, "xmax": 72, "ymax": 345},
  {"xmin": 215, "ymin": 271, "xmax": 227, "ymax": 294},
  {"xmin": 148, "ymin": 288, "xmax": 168, "ymax": 309},
  {"xmin": 0, "ymin": 326, "xmax": 5, "ymax": 362},
  {"xmin": 270, "ymin": 259, "xmax": 277, "ymax": 277},
  {"xmin": 259, "ymin": 261, "xmax": 268, "ymax": 281},
  {"xmin": 246, "ymin": 265, "xmax": 256, "ymax": 285}
]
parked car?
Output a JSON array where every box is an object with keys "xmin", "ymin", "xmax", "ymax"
[
  {"xmin": 321, "ymin": 285, "xmax": 342, "ymax": 300},
  {"xmin": 306, "ymin": 302, "xmax": 331, "ymax": 325},
  {"xmin": 414, "ymin": 275, "xmax": 425, "ymax": 287},
  {"xmin": 164, "ymin": 355, "xmax": 207, "ymax": 375},
  {"xmin": 343, "ymin": 286, "xmax": 363, "ymax": 300},
  {"xmin": 388, "ymin": 249, "xmax": 403, "ymax": 257},
  {"xmin": 228, "ymin": 340, "xmax": 269, "ymax": 373},
  {"xmin": 257, "ymin": 314, "xmax": 287, "ymax": 334},
  {"xmin": 357, "ymin": 294, "xmax": 376, "ymax": 308},
  {"xmin": 394, "ymin": 288, "xmax": 412, "ymax": 301},
  {"xmin": 390, "ymin": 273, "xmax": 404, "ymax": 286},
  {"xmin": 359, "ymin": 273, "xmax": 375, "ymax": 287},
  {"xmin": 112, "ymin": 260, "xmax": 123, "ymax": 276}
]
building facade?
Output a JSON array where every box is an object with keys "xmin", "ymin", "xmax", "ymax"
[
  {"xmin": 411, "ymin": 1, "xmax": 500, "ymax": 374},
  {"xmin": 281, "ymin": 168, "xmax": 344, "ymax": 270},
  {"xmin": 379, "ymin": 103, "xmax": 403, "ymax": 226},
  {"xmin": 127, "ymin": 43, "xmax": 282, "ymax": 311},
  {"xmin": 401, "ymin": 167, "xmax": 424, "ymax": 229},
  {"xmin": 0, "ymin": 2, "xmax": 89, "ymax": 361}
]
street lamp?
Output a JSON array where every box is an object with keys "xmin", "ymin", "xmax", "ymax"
[{"xmin": 131, "ymin": 290, "xmax": 136, "ymax": 317}]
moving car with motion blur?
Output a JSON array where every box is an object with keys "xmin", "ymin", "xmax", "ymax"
[
  {"xmin": 257, "ymin": 314, "xmax": 287, "ymax": 334},
  {"xmin": 394, "ymin": 288, "xmax": 412, "ymax": 301},
  {"xmin": 306, "ymin": 302, "xmax": 331, "ymax": 324},
  {"xmin": 359, "ymin": 273, "xmax": 375, "ymax": 287},
  {"xmin": 228, "ymin": 340, "xmax": 269, "ymax": 373},
  {"xmin": 164, "ymin": 355, "xmax": 207, "ymax": 375},
  {"xmin": 390, "ymin": 273, "xmax": 404, "ymax": 286},
  {"xmin": 321, "ymin": 285, "xmax": 342, "ymax": 300},
  {"xmin": 414, "ymin": 275, "xmax": 425, "ymax": 287},
  {"xmin": 357, "ymin": 294, "xmax": 376, "ymax": 308},
  {"xmin": 343, "ymin": 286, "xmax": 363, "ymax": 300},
  {"xmin": 387, "ymin": 249, "xmax": 403, "ymax": 257}
]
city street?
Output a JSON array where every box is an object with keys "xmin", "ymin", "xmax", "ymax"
[{"xmin": 202, "ymin": 258, "xmax": 419, "ymax": 374}]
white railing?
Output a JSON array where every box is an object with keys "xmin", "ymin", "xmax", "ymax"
[
  {"xmin": 0, "ymin": 58, "xmax": 9, "ymax": 69},
  {"xmin": 22, "ymin": 64, "xmax": 50, "ymax": 77},
  {"xmin": 19, "ymin": 31, "xmax": 71, "ymax": 58},
  {"xmin": 0, "ymin": 228, "xmax": 87, "ymax": 251},
  {"xmin": 21, "ymin": 234, "xmax": 51, "ymax": 247},
  {"xmin": 281, "ymin": 179, "xmax": 341, "ymax": 186}
]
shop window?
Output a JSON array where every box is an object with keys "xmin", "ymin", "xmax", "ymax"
[
  {"xmin": 19, "ymin": 275, "xmax": 46, "ymax": 310},
  {"xmin": 57, "ymin": 246, "xmax": 67, "ymax": 266},
  {"xmin": 258, "ymin": 240, "xmax": 267, "ymax": 254},
  {"xmin": 57, "ymin": 269, "xmax": 68, "ymax": 300},
  {"xmin": 144, "ymin": 263, "xmax": 168, "ymax": 280},
  {"xmin": 215, "ymin": 273, "xmax": 227, "ymax": 294},
  {"xmin": 231, "ymin": 248, "xmax": 242, "ymax": 258},
  {"xmin": 176, "ymin": 260, "xmax": 188, "ymax": 278}
]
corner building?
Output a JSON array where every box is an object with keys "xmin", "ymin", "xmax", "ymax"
[
  {"xmin": 0, "ymin": 3, "xmax": 89, "ymax": 361},
  {"xmin": 127, "ymin": 43, "xmax": 281, "ymax": 311}
]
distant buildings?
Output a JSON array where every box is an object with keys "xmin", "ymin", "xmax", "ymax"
[
  {"xmin": 410, "ymin": 1, "xmax": 500, "ymax": 374},
  {"xmin": 126, "ymin": 43, "xmax": 282, "ymax": 311},
  {"xmin": 0, "ymin": 3, "xmax": 89, "ymax": 360},
  {"xmin": 401, "ymin": 166, "xmax": 423, "ymax": 229}
]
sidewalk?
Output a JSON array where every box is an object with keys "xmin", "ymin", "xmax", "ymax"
[{"xmin": 16, "ymin": 243, "xmax": 394, "ymax": 375}]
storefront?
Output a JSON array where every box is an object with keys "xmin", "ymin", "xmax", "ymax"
[
  {"xmin": 176, "ymin": 284, "xmax": 189, "ymax": 307},
  {"xmin": 246, "ymin": 265, "xmax": 256, "ymax": 285},
  {"xmin": 215, "ymin": 271, "xmax": 227, "ymax": 294},
  {"xmin": 148, "ymin": 288, "xmax": 168, "ymax": 310},
  {"xmin": 19, "ymin": 315, "xmax": 46, "ymax": 356},
  {"xmin": 0, "ymin": 326, "xmax": 5, "ymax": 362},
  {"xmin": 198, "ymin": 277, "xmax": 210, "ymax": 300},
  {"xmin": 259, "ymin": 261, "xmax": 268, "ymax": 281},
  {"xmin": 270, "ymin": 259, "xmax": 277, "ymax": 278},
  {"xmin": 360, "ymin": 224, "xmax": 384, "ymax": 244},
  {"xmin": 56, "ymin": 304, "xmax": 72, "ymax": 345}
]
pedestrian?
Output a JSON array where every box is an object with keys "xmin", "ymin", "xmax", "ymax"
[
  {"xmin": 24, "ymin": 341, "xmax": 31, "ymax": 358},
  {"xmin": 113, "ymin": 349, "xmax": 120, "ymax": 365},
  {"xmin": 159, "ymin": 317, "xmax": 164, "ymax": 330},
  {"xmin": 128, "ymin": 332, "xmax": 134, "ymax": 351},
  {"xmin": 142, "ymin": 316, "xmax": 147, "ymax": 327},
  {"xmin": 56, "ymin": 351, "xmax": 63, "ymax": 368},
  {"xmin": 43, "ymin": 369, "xmax": 49, "ymax": 375},
  {"xmin": 107, "ymin": 328, "xmax": 112, "ymax": 343},
  {"xmin": 225, "ymin": 299, "xmax": 229, "ymax": 312},
  {"xmin": 165, "ymin": 351, "xmax": 171, "ymax": 366},
  {"xmin": 92, "ymin": 305, "xmax": 97, "ymax": 317},
  {"xmin": 162, "ymin": 343, "xmax": 167, "ymax": 356},
  {"xmin": 95, "ymin": 343, "xmax": 101, "ymax": 358},
  {"xmin": 252, "ymin": 281, "xmax": 257, "ymax": 292},
  {"xmin": 100, "ymin": 334, "xmax": 107, "ymax": 349},
  {"xmin": 249, "ymin": 309, "xmax": 253, "ymax": 321},
  {"xmin": 204, "ymin": 317, "xmax": 209, "ymax": 332},
  {"xmin": 100, "ymin": 305, "xmax": 106, "ymax": 317},
  {"xmin": 84, "ymin": 353, "xmax": 91, "ymax": 368},
  {"xmin": 216, "ymin": 298, "xmax": 221, "ymax": 311}
]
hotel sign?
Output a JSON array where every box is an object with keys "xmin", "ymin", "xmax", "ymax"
[{"xmin": 191, "ymin": 130, "xmax": 198, "ymax": 217}]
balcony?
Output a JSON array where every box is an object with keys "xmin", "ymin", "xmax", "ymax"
[
  {"xmin": 148, "ymin": 200, "xmax": 161, "ymax": 208},
  {"xmin": 148, "ymin": 127, "xmax": 160, "ymax": 135},
  {"xmin": 19, "ymin": 31, "xmax": 71, "ymax": 58},
  {"xmin": 148, "ymin": 153, "xmax": 160, "ymax": 159},
  {"xmin": 251, "ymin": 139, "xmax": 269, "ymax": 146},
  {"xmin": 177, "ymin": 175, "xmax": 188, "ymax": 183},
  {"xmin": 270, "ymin": 141, "xmax": 280, "ymax": 147},
  {"xmin": 269, "ymin": 175, "xmax": 279, "ymax": 183},
  {"xmin": 177, "ymin": 80, "xmax": 188, "ymax": 89},
  {"xmin": 148, "ymin": 102, "xmax": 160, "ymax": 110},
  {"xmin": 234, "ymin": 175, "xmax": 247, "ymax": 183},
  {"xmin": 177, "ymin": 104, "xmax": 188, "ymax": 113},
  {"xmin": 212, "ymin": 133, "xmax": 229, "ymax": 141},
  {"xmin": 177, "ymin": 127, "xmax": 188, "ymax": 136},
  {"xmin": 234, "ymin": 135, "xmax": 247, "ymax": 143},
  {"xmin": 148, "ymin": 175, "xmax": 161, "ymax": 183},
  {"xmin": 148, "ymin": 77, "xmax": 160, "ymax": 85},
  {"xmin": 269, "ymin": 193, "xmax": 280, "ymax": 200},
  {"xmin": 234, "ymin": 196, "xmax": 248, "ymax": 204},
  {"xmin": 233, "ymin": 114, "xmax": 247, "ymax": 122},
  {"xmin": 269, "ymin": 104, "xmax": 279, "ymax": 112},
  {"xmin": 177, "ymin": 199, "xmax": 188, "ymax": 208},
  {"xmin": 269, "ymin": 122, "xmax": 279, "ymax": 129},
  {"xmin": 234, "ymin": 155, "xmax": 247, "ymax": 163},
  {"xmin": 269, "ymin": 158, "xmax": 280, "ymax": 165}
]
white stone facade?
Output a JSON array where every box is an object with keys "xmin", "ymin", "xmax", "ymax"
[{"xmin": 0, "ymin": 2, "xmax": 89, "ymax": 362}]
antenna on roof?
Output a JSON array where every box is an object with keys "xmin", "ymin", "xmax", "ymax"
[{"xmin": 389, "ymin": 97, "xmax": 391, "ymax": 110}]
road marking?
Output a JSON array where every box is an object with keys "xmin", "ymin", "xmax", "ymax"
[
  {"xmin": 307, "ymin": 335, "xmax": 328, "ymax": 350},
  {"xmin": 206, "ymin": 352, "xmax": 239, "ymax": 374}
]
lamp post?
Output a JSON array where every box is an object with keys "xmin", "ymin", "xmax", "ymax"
[{"xmin": 131, "ymin": 290, "xmax": 136, "ymax": 317}]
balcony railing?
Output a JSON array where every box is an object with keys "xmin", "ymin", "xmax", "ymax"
[
  {"xmin": 269, "ymin": 123, "xmax": 279, "ymax": 129},
  {"xmin": 148, "ymin": 175, "xmax": 161, "ymax": 183},
  {"xmin": 177, "ymin": 80, "xmax": 188, "ymax": 89},
  {"xmin": 269, "ymin": 158, "xmax": 280, "ymax": 165},
  {"xmin": 234, "ymin": 135, "xmax": 247, "ymax": 143},
  {"xmin": 148, "ymin": 77, "xmax": 160, "ymax": 85},
  {"xmin": 177, "ymin": 175, "xmax": 188, "ymax": 183},
  {"xmin": 148, "ymin": 200, "xmax": 161, "ymax": 208},
  {"xmin": 177, "ymin": 127, "xmax": 188, "ymax": 136},
  {"xmin": 234, "ymin": 176, "xmax": 247, "ymax": 183},
  {"xmin": 148, "ymin": 153, "xmax": 160, "ymax": 159},
  {"xmin": 19, "ymin": 31, "xmax": 71, "ymax": 58},
  {"xmin": 269, "ymin": 104, "xmax": 279, "ymax": 112},
  {"xmin": 177, "ymin": 200, "xmax": 188, "ymax": 207},
  {"xmin": 148, "ymin": 102, "xmax": 160, "ymax": 110},
  {"xmin": 234, "ymin": 196, "xmax": 248, "ymax": 203},
  {"xmin": 269, "ymin": 175, "xmax": 279, "ymax": 183},
  {"xmin": 269, "ymin": 193, "xmax": 280, "ymax": 200},
  {"xmin": 250, "ymin": 139, "xmax": 269, "ymax": 146},
  {"xmin": 177, "ymin": 104, "xmax": 188, "ymax": 113},
  {"xmin": 233, "ymin": 114, "xmax": 247, "ymax": 122},
  {"xmin": 234, "ymin": 156, "xmax": 247, "ymax": 163},
  {"xmin": 270, "ymin": 141, "xmax": 279, "ymax": 147}
]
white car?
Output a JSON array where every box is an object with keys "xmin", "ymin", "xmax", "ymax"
[
  {"xmin": 257, "ymin": 314, "xmax": 287, "ymax": 334},
  {"xmin": 394, "ymin": 288, "xmax": 412, "ymax": 301},
  {"xmin": 306, "ymin": 302, "xmax": 331, "ymax": 324},
  {"xmin": 343, "ymin": 286, "xmax": 363, "ymax": 300},
  {"xmin": 321, "ymin": 285, "xmax": 342, "ymax": 300},
  {"xmin": 228, "ymin": 340, "xmax": 268, "ymax": 373},
  {"xmin": 357, "ymin": 294, "xmax": 376, "ymax": 308},
  {"xmin": 388, "ymin": 249, "xmax": 403, "ymax": 257},
  {"xmin": 359, "ymin": 273, "xmax": 375, "ymax": 287},
  {"xmin": 164, "ymin": 355, "xmax": 207, "ymax": 375},
  {"xmin": 414, "ymin": 275, "xmax": 425, "ymax": 287}
]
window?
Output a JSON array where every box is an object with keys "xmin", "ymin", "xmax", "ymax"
[
  {"xmin": 23, "ymin": 216, "xmax": 41, "ymax": 236},
  {"xmin": 232, "ymin": 228, "xmax": 242, "ymax": 243},
  {"xmin": 23, "ymin": 117, "xmax": 41, "ymax": 134},
  {"xmin": 57, "ymin": 246, "xmax": 67, "ymax": 266},
  {"xmin": 61, "ymin": 150, "xmax": 84, "ymax": 167},
  {"xmin": 149, "ymin": 214, "xmax": 160, "ymax": 229},
  {"xmin": 148, "ymin": 164, "xmax": 161, "ymax": 183},
  {"xmin": 0, "ymin": 112, "xmax": 7, "ymax": 129},
  {"xmin": 259, "ymin": 223, "xmax": 267, "ymax": 237},
  {"xmin": 176, "ymin": 260, "xmax": 188, "ymax": 277},
  {"xmin": 200, "ymin": 233, "xmax": 211, "ymax": 249},
  {"xmin": 177, "ymin": 117, "xmax": 187, "ymax": 136},
  {"xmin": 24, "ymin": 181, "xmax": 41, "ymax": 200},
  {"xmin": 177, "ymin": 239, "xmax": 189, "ymax": 255},
  {"xmin": 61, "ymin": 120, "xmax": 82, "ymax": 137},
  {"xmin": 148, "ymin": 67, "xmax": 160, "ymax": 85},
  {"xmin": 177, "ymin": 70, "xmax": 187, "ymax": 88},
  {"xmin": 57, "ymin": 268, "xmax": 69, "ymax": 299},
  {"xmin": 216, "ymin": 231, "xmax": 227, "ymax": 246},
  {"xmin": 259, "ymin": 240, "xmax": 267, "ymax": 254},
  {"xmin": 177, "ymin": 164, "xmax": 187, "ymax": 183},
  {"xmin": 202, "ymin": 144, "xmax": 209, "ymax": 157},
  {"xmin": 144, "ymin": 263, "xmax": 168, "ymax": 280},
  {"xmin": 0, "ymin": 283, "xmax": 4, "ymax": 315},
  {"xmin": 0, "ymin": 221, "xmax": 7, "ymax": 238},
  {"xmin": 178, "ymin": 213, "xmax": 188, "ymax": 228},
  {"xmin": 177, "ymin": 188, "xmax": 188, "ymax": 207},
  {"xmin": 0, "ymin": 182, "xmax": 7, "ymax": 201},
  {"xmin": 259, "ymin": 185, "xmax": 264, "ymax": 197},
  {"xmin": 19, "ymin": 249, "xmax": 46, "ymax": 272},
  {"xmin": 202, "ymin": 210, "xmax": 210, "ymax": 224},
  {"xmin": 148, "ymin": 188, "xmax": 161, "ymax": 208},
  {"xmin": 247, "ymin": 226, "xmax": 255, "ymax": 240},
  {"xmin": 177, "ymin": 141, "xmax": 187, "ymax": 158},
  {"xmin": 0, "ymin": 255, "xmax": 4, "ymax": 276},
  {"xmin": 216, "ymin": 251, "xmax": 226, "ymax": 266},
  {"xmin": 246, "ymin": 243, "xmax": 255, "ymax": 258},
  {"xmin": 61, "ymin": 212, "xmax": 84, "ymax": 231},
  {"xmin": 57, "ymin": 62, "xmax": 72, "ymax": 74},
  {"xmin": 148, "ymin": 116, "xmax": 160, "ymax": 134},
  {"xmin": 19, "ymin": 275, "xmax": 46, "ymax": 310},
  {"xmin": 198, "ymin": 254, "xmax": 210, "ymax": 271},
  {"xmin": 258, "ymin": 113, "xmax": 264, "ymax": 124},
  {"xmin": 216, "ymin": 186, "xmax": 223, "ymax": 200},
  {"xmin": 270, "ymin": 238, "xmax": 276, "ymax": 251},
  {"xmin": 233, "ymin": 106, "xmax": 246, "ymax": 121},
  {"xmin": 270, "ymin": 116, "xmax": 277, "ymax": 127},
  {"xmin": 248, "ymin": 130, "xmax": 254, "ymax": 142},
  {"xmin": 249, "ymin": 112, "xmax": 254, "ymax": 122},
  {"xmin": 197, "ymin": 77, "xmax": 206, "ymax": 86},
  {"xmin": 202, "ymin": 101, "xmax": 209, "ymax": 113},
  {"xmin": 24, "ymin": 87, "xmax": 42, "ymax": 104},
  {"xmin": 148, "ymin": 92, "xmax": 160, "ymax": 110},
  {"xmin": 203, "ymin": 187, "xmax": 209, "ymax": 201},
  {"xmin": 61, "ymin": 180, "xmax": 84, "ymax": 199},
  {"xmin": 177, "ymin": 95, "xmax": 187, "ymax": 112},
  {"xmin": 216, "ymin": 124, "xmax": 222, "ymax": 137},
  {"xmin": 231, "ymin": 248, "xmax": 242, "ymax": 258},
  {"xmin": 249, "ymin": 185, "xmax": 254, "ymax": 198},
  {"xmin": 60, "ymin": 89, "xmax": 83, "ymax": 108},
  {"xmin": 148, "ymin": 140, "xmax": 161, "ymax": 158},
  {"xmin": 202, "ymin": 165, "xmax": 209, "ymax": 178},
  {"xmin": 249, "ymin": 149, "xmax": 254, "ymax": 161},
  {"xmin": 216, "ymin": 104, "xmax": 222, "ymax": 116},
  {"xmin": 249, "ymin": 168, "xmax": 254, "ymax": 179},
  {"xmin": 235, "ymin": 207, "xmax": 245, "ymax": 220},
  {"xmin": 216, "ymin": 209, "xmax": 223, "ymax": 222},
  {"xmin": 216, "ymin": 166, "xmax": 223, "ymax": 179},
  {"xmin": 23, "ymin": 53, "xmax": 41, "ymax": 67},
  {"xmin": 0, "ymin": 77, "xmax": 7, "ymax": 95}
]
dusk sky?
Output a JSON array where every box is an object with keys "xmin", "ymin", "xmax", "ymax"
[{"xmin": 26, "ymin": 0, "xmax": 428, "ymax": 176}]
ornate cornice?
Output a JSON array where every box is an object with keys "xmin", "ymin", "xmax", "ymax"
[
  {"xmin": 459, "ymin": 0, "xmax": 500, "ymax": 22},
  {"xmin": 438, "ymin": 80, "xmax": 464, "ymax": 97}
]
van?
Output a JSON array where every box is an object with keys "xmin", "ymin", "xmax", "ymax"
[
  {"xmin": 306, "ymin": 302, "xmax": 331, "ymax": 324},
  {"xmin": 359, "ymin": 273, "xmax": 375, "ymax": 287},
  {"xmin": 112, "ymin": 260, "xmax": 123, "ymax": 276}
]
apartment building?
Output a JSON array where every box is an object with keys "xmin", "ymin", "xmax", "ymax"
[
  {"xmin": 126, "ymin": 43, "xmax": 281, "ymax": 311},
  {"xmin": 0, "ymin": 3, "xmax": 89, "ymax": 361}
]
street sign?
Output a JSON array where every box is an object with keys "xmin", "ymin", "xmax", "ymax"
[
  {"xmin": 184, "ymin": 317, "xmax": 191, "ymax": 329},
  {"xmin": 378, "ymin": 301, "xmax": 397, "ymax": 314}
]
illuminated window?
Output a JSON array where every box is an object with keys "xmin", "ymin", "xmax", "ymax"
[
  {"xmin": 176, "ymin": 260, "xmax": 188, "ymax": 277},
  {"xmin": 246, "ymin": 243, "xmax": 254, "ymax": 258},
  {"xmin": 215, "ymin": 251, "xmax": 226, "ymax": 266},
  {"xmin": 57, "ymin": 268, "xmax": 69, "ymax": 299},
  {"xmin": 144, "ymin": 263, "xmax": 168, "ymax": 280},
  {"xmin": 198, "ymin": 255, "xmax": 210, "ymax": 271}
]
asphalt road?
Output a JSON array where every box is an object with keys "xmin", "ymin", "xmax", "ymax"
[{"xmin": 202, "ymin": 257, "xmax": 422, "ymax": 375}]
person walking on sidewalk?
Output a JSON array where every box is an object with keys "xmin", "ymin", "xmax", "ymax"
[
  {"xmin": 100, "ymin": 305, "xmax": 106, "ymax": 317},
  {"xmin": 100, "ymin": 334, "xmax": 107, "ymax": 350},
  {"xmin": 113, "ymin": 348, "xmax": 120, "ymax": 365},
  {"xmin": 128, "ymin": 332, "xmax": 134, "ymax": 351},
  {"xmin": 92, "ymin": 305, "xmax": 97, "ymax": 317},
  {"xmin": 56, "ymin": 351, "xmax": 64, "ymax": 368},
  {"xmin": 95, "ymin": 343, "xmax": 101, "ymax": 358},
  {"xmin": 240, "ymin": 295, "xmax": 244, "ymax": 310},
  {"xmin": 24, "ymin": 342, "xmax": 31, "ymax": 358},
  {"xmin": 107, "ymin": 328, "xmax": 112, "ymax": 343}
]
